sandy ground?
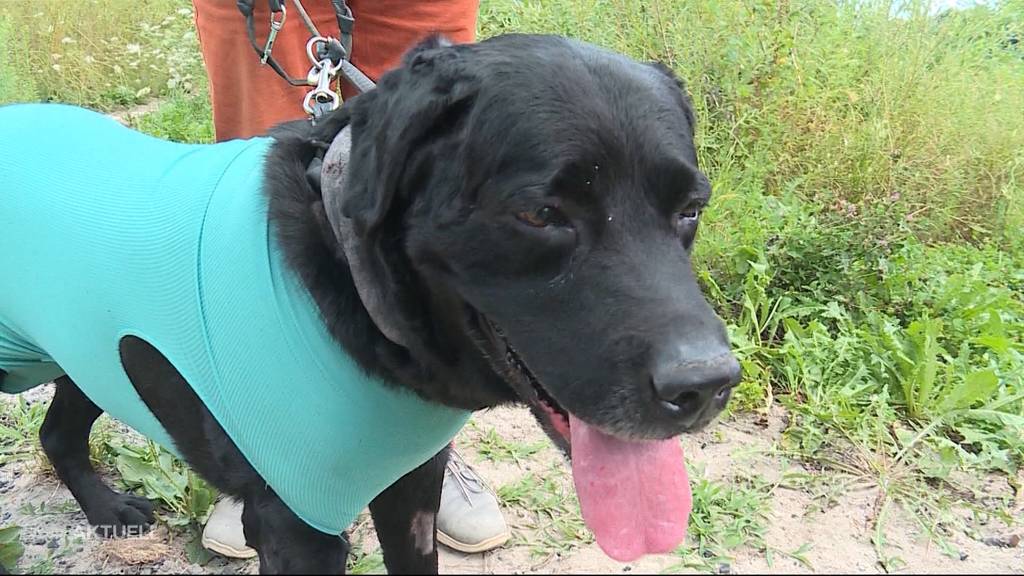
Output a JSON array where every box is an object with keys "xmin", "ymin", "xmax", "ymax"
[{"xmin": 2, "ymin": 388, "xmax": 1022, "ymax": 574}]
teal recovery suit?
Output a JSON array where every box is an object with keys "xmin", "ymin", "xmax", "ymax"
[{"xmin": 0, "ymin": 103, "xmax": 470, "ymax": 534}]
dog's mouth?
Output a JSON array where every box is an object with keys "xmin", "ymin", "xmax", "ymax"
[
  {"xmin": 469, "ymin": 309, "xmax": 693, "ymax": 562},
  {"xmin": 493, "ymin": 320, "xmax": 573, "ymax": 443}
]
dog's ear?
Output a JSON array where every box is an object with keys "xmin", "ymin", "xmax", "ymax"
[
  {"xmin": 342, "ymin": 35, "xmax": 475, "ymax": 234},
  {"xmin": 648, "ymin": 62, "xmax": 697, "ymax": 135},
  {"xmin": 332, "ymin": 36, "xmax": 478, "ymax": 358}
]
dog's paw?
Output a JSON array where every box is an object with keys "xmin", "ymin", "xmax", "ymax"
[{"xmin": 89, "ymin": 493, "xmax": 155, "ymax": 538}]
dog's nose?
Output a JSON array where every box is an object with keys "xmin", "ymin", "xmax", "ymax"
[{"xmin": 651, "ymin": 352, "xmax": 741, "ymax": 416}]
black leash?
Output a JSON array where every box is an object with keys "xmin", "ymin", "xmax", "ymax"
[{"xmin": 237, "ymin": 0, "xmax": 376, "ymax": 122}]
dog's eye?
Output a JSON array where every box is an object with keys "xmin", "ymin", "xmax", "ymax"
[
  {"xmin": 517, "ymin": 206, "xmax": 570, "ymax": 228},
  {"xmin": 675, "ymin": 208, "xmax": 701, "ymax": 249},
  {"xmin": 677, "ymin": 209, "xmax": 701, "ymax": 223}
]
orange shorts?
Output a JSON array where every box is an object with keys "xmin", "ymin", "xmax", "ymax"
[{"xmin": 192, "ymin": 0, "xmax": 479, "ymax": 141}]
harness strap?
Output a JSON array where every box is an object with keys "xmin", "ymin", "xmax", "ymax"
[{"xmin": 241, "ymin": 1, "xmax": 309, "ymax": 86}]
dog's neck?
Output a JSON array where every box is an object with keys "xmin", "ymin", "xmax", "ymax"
[{"xmin": 320, "ymin": 126, "xmax": 409, "ymax": 349}]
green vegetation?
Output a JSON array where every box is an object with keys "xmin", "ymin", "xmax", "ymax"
[
  {"xmin": 101, "ymin": 440, "xmax": 217, "ymax": 529},
  {"xmin": 126, "ymin": 90, "xmax": 213, "ymax": 143},
  {"xmin": 669, "ymin": 468, "xmax": 775, "ymax": 571},
  {"xmin": 0, "ymin": 0, "xmax": 204, "ymax": 109},
  {"xmin": 498, "ymin": 468, "xmax": 594, "ymax": 557},
  {"xmin": 0, "ymin": 397, "xmax": 48, "ymax": 467},
  {"xmin": 347, "ymin": 546, "xmax": 385, "ymax": 574},
  {"xmin": 1, "ymin": 0, "xmax": 1022, "ymax": 570},
  {"xmin": 0, "ymin": 526, "xmax": 25, "ymax": 573},
  {"xmin": 472, "ymin": 425, "xmax": 548, "ymax": 465}
]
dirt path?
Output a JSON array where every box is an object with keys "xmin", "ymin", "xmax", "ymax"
[
  {"xmin": 106, "ymin": 100, "xmax": 166, "ymax": 126},
  {"xmin": 2, "ymin": 389, "xmax": 1022, "ymax": 574}
]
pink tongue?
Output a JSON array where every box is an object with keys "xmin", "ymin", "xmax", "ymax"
[{"xmin": 569, "ymin": 414, "xmax": 692, "ymax": 562}]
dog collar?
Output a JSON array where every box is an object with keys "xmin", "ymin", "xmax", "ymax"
[{"xmin": 320, "ymin": 126, "xmax": 409, "ymax": 349}]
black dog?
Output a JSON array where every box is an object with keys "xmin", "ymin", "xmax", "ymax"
[{"xmin": 0, "ymin": 34, "xmax": 739, "ymax": 574}]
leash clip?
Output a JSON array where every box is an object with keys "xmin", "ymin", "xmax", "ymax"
[
  {"xmin": 302, "ymin": 36, "xmax": 343, "ymax": 119},
  {"xmin": 261, "ymin": 4, "xmax": 287, "ymax": 65},
  {"xmin": 303, "ymin": 58, "xmax": 341, "ymax": 118},
  {"xmin": 242, "ymin": 0, "xmax": 374, "ymax": 121}
]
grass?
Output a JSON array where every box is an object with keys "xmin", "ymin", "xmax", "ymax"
[
  {"xmin": 1, "ymin": 0, "xmax": 1023, "ymax": 571},
  {"xmin": 347, "ymin": 546, "xmax": 385, "ymax": 574},
  {"xmin": 0, "ymin": 397, "xmax": 48, "ymax": 467},
  {"xmin": 0, "ymin": 0, "xmax": 204, "ymax": 110},
  {"xmin": 125, "ymin": 90, "xmax": 213, "ymax": 143},
  {"xmin": 497, "ymin": 468, "xmax": 593, "ymax": 557},
  {"xmin": 667, "ymin": 468, "xmax": 775, "ymax": 572},
  {"xmin": 472, "ymin": 425, "xmax": 549, "ymax": 466},
  {"xmin": 18, "ymin": 501, "xmax": 80, "ymax": 516}
]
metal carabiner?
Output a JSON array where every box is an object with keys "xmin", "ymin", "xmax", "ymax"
[
  {"xmin": 302, "ymin": 59, "xmax": 341, "ymax": 117},
  {"xmin": 303, "ymin": 88, "xmax": 340, "ymax": 117},
  {"xmin": 305, "ymin": 36, "xmax": 332, "ymax": 69},
  {"xmin": 261, "ymin": 4, "xmax": 288, "ymax": 65}
]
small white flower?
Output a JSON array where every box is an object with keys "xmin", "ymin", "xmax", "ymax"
[
  {"xmin": 51, "ymin": 64, "xmax": 61, "ymax": 72},
  {"xmin": 61, "ymin": 37, "xmax": 76, "ymax": 44},
  {"xmin": 126, "ymin": 43, "xmax": 141, "ymax": 54}
]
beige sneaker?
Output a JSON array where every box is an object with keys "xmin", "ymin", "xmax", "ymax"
[
  {"xmin": 436, "ymin": 450, "xmax": 510, "ymax": 554},
  {"xmin": 201, "ymin": 498, "xmax": 257, "ymax": 559},
  {"xmin": 200, "ymin": 452, "xmax": 509, "ymax": 558}
]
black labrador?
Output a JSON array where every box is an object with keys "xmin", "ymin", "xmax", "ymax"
[{"xmin": 0, "ymin": 34, "xmax": 739, "ymax": 574}]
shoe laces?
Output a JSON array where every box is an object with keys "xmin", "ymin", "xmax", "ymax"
[{"xmin": 446, "ymin": 449, "xmax": 486, "ymax": 506}]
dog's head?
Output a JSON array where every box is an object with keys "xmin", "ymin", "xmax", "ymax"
[{"xmin": 328, "ymin": 34, "xmax": 739, "ymax": 560}]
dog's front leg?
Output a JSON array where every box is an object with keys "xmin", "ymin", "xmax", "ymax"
[
  {"xmin": 40, "ymin": 376, "xmax": 155, "ymax": 537},
  {"xmin": 369, "ymin": 447, "xmax": 449, "ymax": 574},
  {"xmin": 242, "ymin": 486, "xmax": 350, "ymax": 574}
]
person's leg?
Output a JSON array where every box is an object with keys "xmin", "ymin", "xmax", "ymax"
[
  {"xmin": 192, "ymin": 0, "xmax": 479, "ymax": 141},
  {"xmin": 341, "ymin": 0, "xmax": 478, "ymax": 96}
]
